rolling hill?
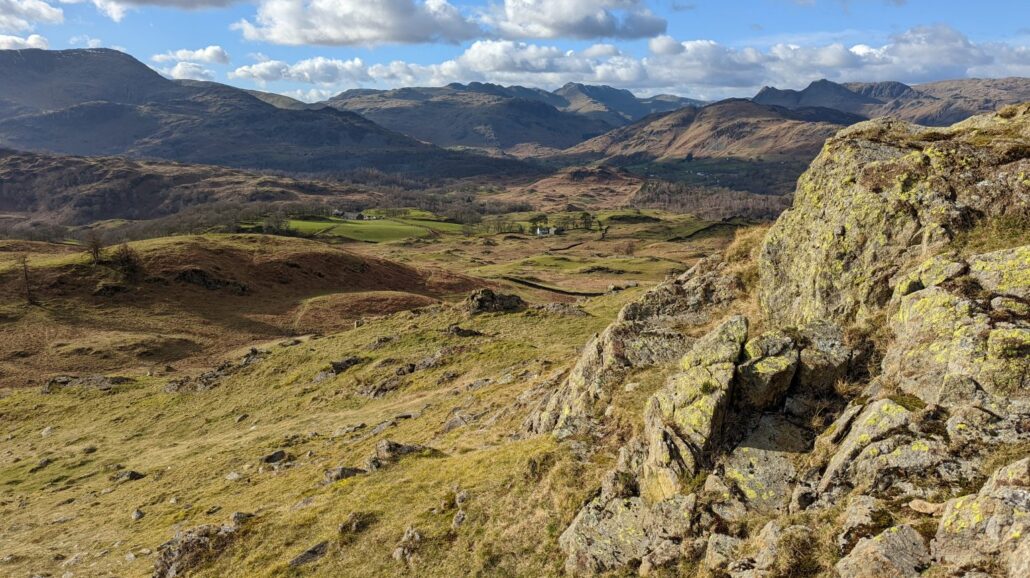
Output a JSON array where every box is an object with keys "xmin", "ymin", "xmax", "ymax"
[{"xmin": 0, "ymin": 49, "xmax": 531, "ymax": 178}]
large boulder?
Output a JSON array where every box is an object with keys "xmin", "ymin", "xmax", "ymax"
[
  {"xmin": 559, "ymin": 493, "xmax": 695, "ymax": 575},
  {"xmin": 759, "ymin": 105, "xmax": 1030, "ymax": 328}
]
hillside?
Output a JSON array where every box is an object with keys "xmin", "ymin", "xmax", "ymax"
[
  {"xmin": 0, "ymin": 106, "xmax": 1027, "ymax": 578},
  {"xmin": 324, "ymin": 82, "xmax": 699, "ymax": 152},
  {"xmin": 0, "ymin": 49, "xmax": 531, "ymax": 178},
  {"xmin": 565, "ymin": 99, "xmax": 861, "ymax": 162},
  {"xmin": 0, "ymin": 149, "xmax": 376, "ymax": 224},
  {"xmin": 755, "ymin": 77, "xmax": 1030, "ymax": 126}
]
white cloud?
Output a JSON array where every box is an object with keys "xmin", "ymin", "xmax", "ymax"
[
  {"xmin": 648, "ymin": 34, "xmax": 684, "ymax": 55},
  {"xmin": 152, "ymin": 45, "xmax": 230, "ymax": 64},
  {"xmin": 160, "ymin": 61, "xmax": 215, "ymax": 81},
  {"xmin": 230, "ymin": 56, "xmax": 371, "ymax": 85},
  {"xmin": 0, "ymin": 0, "xmax": 63, "ymax": 32},
  {"xmin": 224, "ymin": 25, "xmax": 1030, "ymax": 101},
  {"xmin": 234, "ymin": 0, "xmax": 480, "ymax": 46},
  {"xmin": 0, "ymin": 32, "xmax": 48, "ymax": 49},
  {"xmin": 484, "ymin": 0, "xmax": 666, "ymax": 40}
]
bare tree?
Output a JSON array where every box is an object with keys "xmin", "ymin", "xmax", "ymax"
[{"xmin": 84, "ymin": 229, "xmax": 105, "ymax": 265}]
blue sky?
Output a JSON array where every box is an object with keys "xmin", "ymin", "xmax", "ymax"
[{"xmin": 2, "ymin": 1, "xmax": 1028, "ymax": 101}]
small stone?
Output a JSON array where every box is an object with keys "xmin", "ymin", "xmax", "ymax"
[
  {"xmin": 452, "ymin": 510, "xmax": 466, "ymax": 529},
  {"xmin": 906, "ymin": 499, "xmax": 943, "ymax": 515},
  {"xmin": 289, "ymin": 541, "xmax": 328, "ymax": 567},
  {"xmin": 230, "ymin": 512, "xmax": 254, "ymax": 525},
  {"xmin": 131, "ymin": 509, "xmax": 144, "ymax": 521},
  {"xmin": 234, "ymin": 414, "xmax": 248, "ymax": 423},
  {"xmin": 225, "ymin": 471, "xmax": 241, "ymax": 481},
  {"xmin": 41, "ymin": 426, "xmax": 54, "ymax": 437},
  {"xmin": 323, "ymin": 467, "xmax": 365, "ymax": 484},
  {"xmin": 260, "ymin": 449, "xmax": 289, "ymax": 464},
  {"xmin": 111, "ymin": 470, "xmax": 145, "ymax": 482}
]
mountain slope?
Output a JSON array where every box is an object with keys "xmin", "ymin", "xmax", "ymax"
[
  {"xmin": 0, "ymin": 49, "xmax": 530, "ymax": 178},
  {"xmin": 326, "ymin": 86, "xmax": 614, "ymax": 151},
  {"xmin": 565, "ymin": 99, "xmax": 862, "ymax": 162},
  {"xmin": 0, "ymin": 148, "xmax": 375, "ymax": 224}
]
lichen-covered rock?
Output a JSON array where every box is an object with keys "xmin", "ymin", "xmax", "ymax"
[
  {"xmin": 721, "ymin": 415, "xmax": 811, "ymax": 515},
  {"xmin": 882, "ymin": 250, "xmax": 1030, "ymax": 405},
  {"xmin": 969, "ymin": 245, "xmax": 1030, "ymax": 301},
  {"xmin": 760, "ymin": 105, "xmax": 1030, "ymax": 328},
  {"xmin": 462, "ymin": 289, "xmax": 525, "ymax": 315},
  {"xmin": 728, "ymin": 521, "xmax": 813, "ymax": 578},
  {"xmin": 640, "ymin": 316, "xmax": 747, "ymax": 502},
  {"xmin": 933, "ymin": 457, "xmax": 1030, "ymax": 577},
  {"xmin": 365, "ymin": 440, "xmax": 431, "ymax": 471},
  {"xmin": 892, "ymin": 254, "xmax": 967, "ymax": 298},
  {"xmin": 796, "ymin": 322, "xmax": 852, "ymax": 394},
  {"xmin": 704, "ymin": 533, "xmax": 743, "ymax": 572},
  {"xmin": 154, "ymin": 521, "xmax": 240, "ymax": 577},
  {"xmin": 524, "ymin": 258, "xmax": 739, "ymax": 438},
  {"xmin": 837, "ymin": 495, "xmax": 893, "ymax": 555},
  {"xmin": 835, "ymin": 525, "xmax": 929, "ymax": 578},
  {"xmin": 559, "ymin": 493, "xmax": 696, "ymax": 575},
  {"xmin": 817, "ymin": 399, "xmax": 912, "ymax": 495}
]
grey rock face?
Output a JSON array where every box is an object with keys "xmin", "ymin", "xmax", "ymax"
[{"xmin": 933, "ymin": 457, "xmax": 1030, "ymax": 577}]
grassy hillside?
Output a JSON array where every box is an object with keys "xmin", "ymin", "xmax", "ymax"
[{"xmin": 0, "ymin": 221, "xmax": 742, "ymax": 576}]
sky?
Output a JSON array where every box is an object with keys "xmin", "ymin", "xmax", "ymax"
[{"xmin": 1, "ymin": 0, "xmax": 1028, "ymax": 102}]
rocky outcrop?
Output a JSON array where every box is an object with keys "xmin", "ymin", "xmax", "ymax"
[
  {"xmin": 552, "ymin": 107, "xmax": 1029, "ymax": 576},
  {"xmin": 525, "ymin": 257, "xmax": 740, "ymax": 437},
  {"xmin": 462, "ymin": 289, "xmax": 525, "ymax": 315},
  {"xmin": 153, "ymin": 514, "xmax": 252, "ymax": 577},
  {"xmin": 760, "ymin": 104, "xmax": 1030, "ymax": 328}
]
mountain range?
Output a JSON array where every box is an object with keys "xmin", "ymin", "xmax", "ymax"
[
  {"xmin": 753, "ymin": 77, "xmax": 1030, "ymax": 126},
  {"xmin": 0, "ymin": 49, "xmax": 528, "ymax": 178},
  {"xmin": 323, "ymin": 82, "xmax": 702, "ymax": 152},
  {"xmin": 0, "ymin": 48, "xmax": 1027, "ymax": 186}
]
